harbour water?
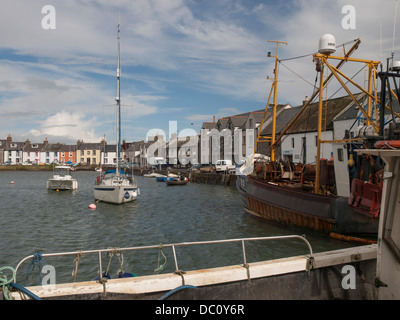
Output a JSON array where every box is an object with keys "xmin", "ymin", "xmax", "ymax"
[{"xmin": 0, "ymin": 171, "xmax": 356, "ymax": 287}]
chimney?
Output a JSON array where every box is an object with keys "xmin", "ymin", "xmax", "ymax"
[
  {"xmin": 213, "ymin": 115, "xmax": 215, "ymax": 123},
  {"xmin": 303, "ymin": 96, "xmax": 309, "ymax": 106}
]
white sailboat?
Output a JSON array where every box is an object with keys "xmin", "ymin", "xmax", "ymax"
[{"xmin": 93, "ymin": 24, "xmax": 139, "ymax": 204}]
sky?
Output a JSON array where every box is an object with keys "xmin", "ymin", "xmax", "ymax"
[{"xmin": 0, "ymin": 0, "xmax": 399, "ymax": 144}]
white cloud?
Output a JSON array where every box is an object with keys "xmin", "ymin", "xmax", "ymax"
[
  {"xmin": 26, "ymin": 111, "xmax": 101, "ymax": 143},
  {"xmin": 1, "ymin": 0, "xmax": 400, "ymax": 144}
]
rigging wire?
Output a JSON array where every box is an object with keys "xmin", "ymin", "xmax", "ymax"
[{"xmin": 279, "ymin": 61, "xmax": 317, "ymax": 88}]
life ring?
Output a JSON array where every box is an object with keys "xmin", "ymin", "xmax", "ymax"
[{"xmin": 374, "ymin": 140, "xmax": 400, "ymax": 149}]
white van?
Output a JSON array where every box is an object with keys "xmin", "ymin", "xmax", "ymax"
[{"xmin": 215, "ymin": 160, "xmax": 235, "ymax": 173}]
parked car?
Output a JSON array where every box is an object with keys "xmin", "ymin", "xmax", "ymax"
[{"xmin": 215, "ymin": 160, "xmax": 235, "ymax": 173}]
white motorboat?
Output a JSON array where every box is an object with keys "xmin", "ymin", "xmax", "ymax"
[{"xmin": 47, "ymin": 166, "xmax": 78, "ymax": 191}]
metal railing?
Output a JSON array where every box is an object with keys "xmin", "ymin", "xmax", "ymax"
[{"xmin": 14, "ymin": 234, "xmax": 313, "ymax": 284}]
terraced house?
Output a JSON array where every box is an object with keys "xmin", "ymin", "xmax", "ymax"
[{"xmin": 76, "ymin": 140, "xmax": 105, "ymax": 165}]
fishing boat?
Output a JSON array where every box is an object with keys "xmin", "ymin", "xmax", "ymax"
[
  {"xmin": 236, "ymin": 36, "xmax": 399, "ymax": 241},
  {"xmin": 47, "ymin": 165, "xmax": 78, "ymax": 191},
  {"xmin": 93, "ymin": 24, "xmax": 139, "ymax": 204}
]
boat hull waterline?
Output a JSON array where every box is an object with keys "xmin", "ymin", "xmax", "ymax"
[
  {"xmin": 94, "ymin": 184, "xmax": 138, "ymax": 204},
  {"xmin": 47, "ymin": 179, "xmax": 78, "ymax": 191},
  {"xmin": 236, "ymin": 175, "xmax": 379, "ymax": 238}
]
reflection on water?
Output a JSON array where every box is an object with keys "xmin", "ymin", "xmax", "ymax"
[{"xmin": 0, "ymin": 171, "xmax": 355, "ymax": 285}]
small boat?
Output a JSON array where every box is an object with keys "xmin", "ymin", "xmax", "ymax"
[
  {"xmin": 143, "ymin": 173, "xmax": 165, "ymax": 178},
  {"xmin": 47, "ymin": 166, "xmax": 78, "ymax": 190},
  {"xmin": 155, "ymin": 175, "xmax": 167, "ymax": 182},
  {"xmin": 166, "ymin": 175, "xmax": 188, "ymax": 186}
]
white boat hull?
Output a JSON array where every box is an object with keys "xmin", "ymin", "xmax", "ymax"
[
  {"xmin": 47, "ymin": 179, "xmax": 78, "ymax": 190},
  {"xmin": 94, "ymin": 184, "xmax": 138, "ymax": 204}
]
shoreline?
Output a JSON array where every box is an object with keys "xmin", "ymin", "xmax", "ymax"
[{"xmin": 0, "ymin": 165, "xmax": 95, "ymax": 171}]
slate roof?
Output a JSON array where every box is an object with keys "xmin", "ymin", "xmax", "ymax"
[
  {"xmin": 260, "ymin": 106, "xmax": 302, "ymax": 136},
  {"xmin": 284, "ymin": 93, "xmax": 364, "ymax": 134}
]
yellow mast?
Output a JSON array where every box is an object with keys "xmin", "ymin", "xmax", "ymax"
[
  {"xmin": 253, "ymin": 40, "xmax": 286, "ymax": 162},
  {"xmin": 312, "ymin": 53, "xmax": 380, "ymax": 193}
]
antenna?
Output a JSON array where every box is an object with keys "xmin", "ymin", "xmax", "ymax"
[{"xmin": 392, "ymin": 0, "xmax": 398, "ymax": 58}]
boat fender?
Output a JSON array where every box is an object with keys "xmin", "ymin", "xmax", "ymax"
[
  {"xmin": 118, "ymin": 271, "xmax": 137, "ymax": 278},
  {"xmin": 89, "ymin": 203, "xmax": 97, "ymax": 209},
  {"xmin": 124, "ymin": 192, "xmax": 130, "ymax": 199}
]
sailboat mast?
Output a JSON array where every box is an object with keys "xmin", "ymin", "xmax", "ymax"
[{"xmin": 116, "ymin": 24, "xmax": 121, "ymax": 174}]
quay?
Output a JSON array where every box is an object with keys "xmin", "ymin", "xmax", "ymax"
[{"xmin": 0, "ymin": 164, "xmax": 237, "ymax": 186}]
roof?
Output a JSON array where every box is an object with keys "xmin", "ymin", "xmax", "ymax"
[
  {"xmin": 201, "ymin": 122, "xmax": 217, "ymax": 130},
  {"xmin": 60, "ymin": 145, "xmax": 77, "ymax": 152},
  {"xmin": 260, "ymin": 107, "xmax": 302, "ymax": 136},
  {"xmin": 104, "ymin": 144, "xmax": 117, "ymax": 152},
  {"xmin": 43, "ymin": 143, "xmax": 63, "ymax": 152},
  {"xmin": 284, "ymin": 94, "xmax": 363, "ymax": 134},
  {"xmin": 77, "ymin": 143, "xmax": 102, "ymax": 150},
  {"xmin": 228, "ymin": 115, "xmax": 248, "ymax": 128}
]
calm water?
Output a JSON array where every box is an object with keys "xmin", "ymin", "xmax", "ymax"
[{"xmin": 0, "ymin": 170, "xmax": 355, "ymax": 286}]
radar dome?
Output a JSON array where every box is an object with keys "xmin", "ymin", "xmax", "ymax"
[{"xmin": 318, "ymin": 34, "xmax": 336, "ymax": 55}]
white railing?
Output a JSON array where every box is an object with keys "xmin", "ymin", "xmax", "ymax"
[{"xmin": 15, "ymin": 234, "xmax": 313, "ymax": 283}]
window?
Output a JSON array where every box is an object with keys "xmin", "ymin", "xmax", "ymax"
[
  {"xmin": 61, "ymin": 152, "xmax": 65, "ymax": 157},
  {"xmin": 249, "ymin": 119, "xmax": 253, "ymax": 128},
  {"xmin": 315, "ymin": 135, "xmax": 318, "ymax": 146},
  {"xmin": 93, "ymin": 150, "xmax": 96, "ymax": 155},
  {"xmin": 337, "ymin": 148, "xmax": 344, "ymax": 162},
  {"xmin": 291, "ymin": 138, "xmax": 295, "ymax": 148},
  {"xmin": 69, "ymin": 152, "xmax": 73, "ymax": 157},
  {"xmin": 87, "ymin": 150, "xmax": 90, "ymax": 155},
  {"xmin": 80, "ymin": 150, "xmax": 84, "ymax": 156}
]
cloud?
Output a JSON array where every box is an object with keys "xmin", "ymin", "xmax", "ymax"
[
  {"xmin": 1, "ymin": 0, "xmax": 400, "ymax": 145},
  {"xmin": 26, "ymin": 111, "xmax": 101, "ymax": 143}
]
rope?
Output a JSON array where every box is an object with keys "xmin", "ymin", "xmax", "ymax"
[
  {"xmin": 104, "ymin": 248, "xmax": 116, "ymax": 278},
  {"xmin": 0, "ymin": 266, "xmax": 16, "ymax": 300},
  {"xmin": 154, "ymin": 243, "xmax": 167, "ymax": 274},
  {"xmin": 25, "ymin": 252, "xmax": 44, "ymax": 286},
  {"xmin": 72, "ymin": 250, "xmax": 84, "ymax": 282}
]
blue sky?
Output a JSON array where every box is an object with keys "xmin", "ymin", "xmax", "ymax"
[{"xmin": 0, "ymin": 0, "xmax": 399, "ymax": 144}]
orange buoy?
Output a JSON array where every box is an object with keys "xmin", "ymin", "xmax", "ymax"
[{"xmin": 88, "ymin": 203, "xmax": 97, "ymax": 210}]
